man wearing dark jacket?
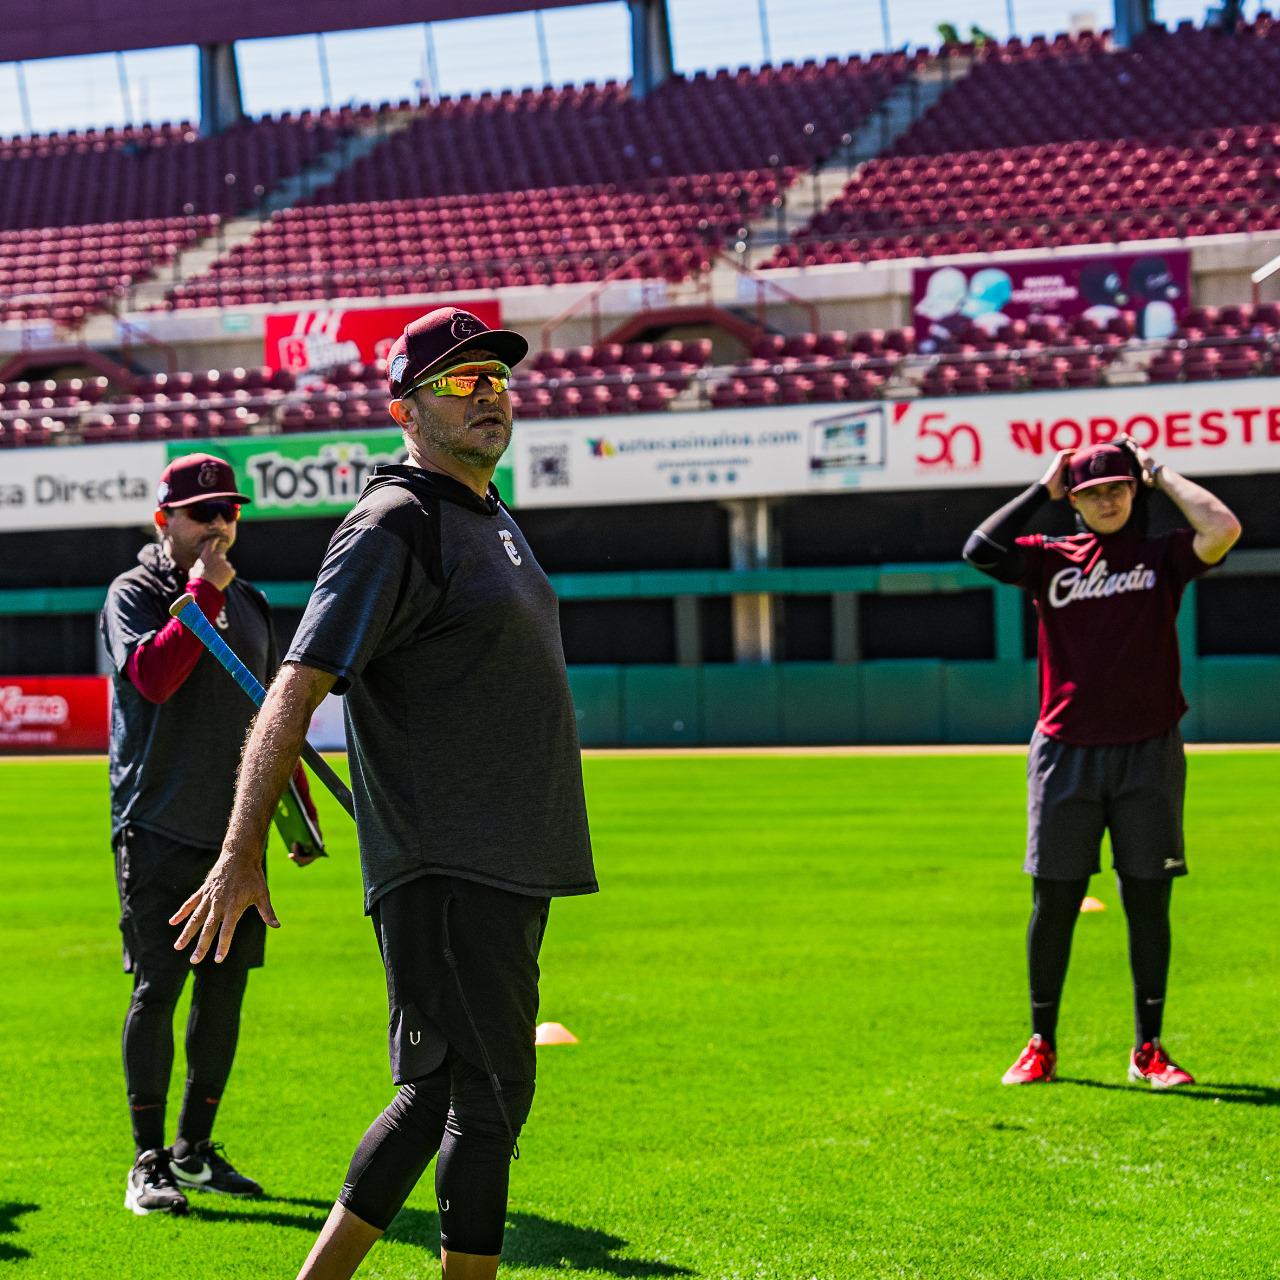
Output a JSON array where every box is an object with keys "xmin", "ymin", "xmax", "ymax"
[{"xmin": 102, "ymin": 453, "xmax": 320, "ymax": 1215}]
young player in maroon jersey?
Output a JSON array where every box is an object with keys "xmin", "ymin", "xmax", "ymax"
[{"xmin": 963, "ymin": 437, "xmax": 1241, "ymax": 1087}]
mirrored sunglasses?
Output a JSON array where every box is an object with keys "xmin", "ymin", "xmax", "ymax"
[{"xmin": 404, "ymin": 360, "xmax": 511, "ymax": 400}]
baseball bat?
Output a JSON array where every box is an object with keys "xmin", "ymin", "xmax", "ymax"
[{"xmin": 168, "ymin": 593, "xmax": 355, "ymax": 818}]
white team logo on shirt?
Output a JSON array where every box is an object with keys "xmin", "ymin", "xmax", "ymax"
[
  {"xmin": 215, "ymin": 606, "xmax": 229, "ymax": 631},
  {"xmin": 1047, "ymin": 558, "xmax": 1157, "ymax": 609},
  {"xmin": 498, "ymin": 530, "xmax": 522, "ymax": 566}
]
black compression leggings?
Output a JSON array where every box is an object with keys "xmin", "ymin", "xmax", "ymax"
[
  {"xmin": 339, "ymin": 1051, "xmax": 535, "ymax": 1256},
  {"xmin": 1027, "ymin": 875, "xmax": 1173, "ymax": 1049},
  {"xmin": 122, "ymin": 962, "xmax": 249, "ymax": 1153}
]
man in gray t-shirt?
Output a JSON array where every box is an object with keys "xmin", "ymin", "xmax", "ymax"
[{"xmin": 172, "ymin": 306, "xmax": 596, "ymax": 1280}]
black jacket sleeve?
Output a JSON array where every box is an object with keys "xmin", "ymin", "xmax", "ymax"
[{"xmin": 962, "ymin": 483, "xmax": 1049, "ymax": 584}]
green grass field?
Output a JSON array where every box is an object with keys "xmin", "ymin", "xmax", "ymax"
[{"xmin": 1, "ymin": 751, "xmax": 1277, "ymax": 1280}]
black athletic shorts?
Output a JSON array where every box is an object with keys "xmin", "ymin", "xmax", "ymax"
[
  {"xmin": 1025, "ymin": 727, "xmax": 1188, "ymax": 881},
  {"xmin": 371, "ymin": 873, "xmax": 550, "ymax": 1087},
  {"xmin": 114, "ymin": 825, "xmax": 266, "ymax": 974}
]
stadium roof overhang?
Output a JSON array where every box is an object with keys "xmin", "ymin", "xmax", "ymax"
[{"xmin": 0, "ymin": 0, "xmax": 599, "ymax": 62}]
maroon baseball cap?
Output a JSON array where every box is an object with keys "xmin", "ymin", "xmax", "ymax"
[
  {"xmin": 386, "ymin": 306, "xmax": 528, "ymax": 398},
  {"xmin": 156, "ymin": 453, "xmax": 252, "ymax": 508},
  {"xmin": 1068, "ymin": 443, "xmax": 1138, "ymax": 494}
]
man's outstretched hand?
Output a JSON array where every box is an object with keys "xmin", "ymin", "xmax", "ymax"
[{"xmin": 170, "ymin": 852, "xmax": 280, "ymax": 964}]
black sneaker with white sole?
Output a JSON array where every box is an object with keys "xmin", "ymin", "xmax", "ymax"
[
  {"xmin": 170, "ymin": 1141, "xmax": 263, "ymax": 1197},
  {"xmin": 125, "ymin": 1149, "xmax": 190, "ymax": 1216}
]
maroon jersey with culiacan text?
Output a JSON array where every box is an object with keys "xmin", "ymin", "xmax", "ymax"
[{"xmin": 1015, "ymin": 526, "xmax": 1212, "ymax": 746}]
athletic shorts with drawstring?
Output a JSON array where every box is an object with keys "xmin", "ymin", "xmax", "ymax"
[
  {"xmin": 372, "ymin": 873, "xmax": 550, "ymax": 1088},
  {"xmin": 1025, "ymin": 727, "xmax": 1188, "ymax": 881}
]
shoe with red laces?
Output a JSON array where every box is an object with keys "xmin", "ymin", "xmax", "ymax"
[
  {"xmin": 1129, "ymin": 1040, "xmax": 1194, "ymax": 1088},
  {"xmin": 1002, "ymin": 1034, "xmax": 1057, "ymax": 1085}
]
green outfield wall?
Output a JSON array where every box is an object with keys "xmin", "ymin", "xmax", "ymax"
[{"xmin": 2, "ymin": 556, "xmax": 1277, "ymax": 746}]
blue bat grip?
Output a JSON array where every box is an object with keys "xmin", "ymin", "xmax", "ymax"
[
  {"xmin": 173, "ymin": 598, "xmax": 268, "ymax": 707},
  {"xmin": 169, "ymin": 592, "xmax": 356, "ymax": 819}
]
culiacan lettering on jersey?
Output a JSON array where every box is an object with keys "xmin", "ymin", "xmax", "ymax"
[{"xmin": 1047, "ymin": 558, "xmax": 1157, "ymax": 609}]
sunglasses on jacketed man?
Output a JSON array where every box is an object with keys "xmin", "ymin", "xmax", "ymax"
[
  {"xmin": 400, "ymin": 360, "xmax": 512, "ymax": 400},
  {"xmin": 170, "ymin": 500, "xmax": 241, "ymax": 524}
]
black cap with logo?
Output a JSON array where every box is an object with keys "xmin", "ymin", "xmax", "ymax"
[
  {"xmin": 156, "ymin": 453, "xmax": 252, "ymax": 508},
  {"xmin": 386, "ymin": 306, "xmax": 528, "ymax": 399}
]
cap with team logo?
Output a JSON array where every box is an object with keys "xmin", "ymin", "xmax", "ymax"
[
  {"xmin": 386, "ymin": 306, "xmax": 529, "ymax": 398},
  {"xmin": 1067, "ymin": 443, "xmax": 1139, "ymax": 494},
  {"xmin": 156, "ymin": 453, "xmax": 252, "ymax": 508}
]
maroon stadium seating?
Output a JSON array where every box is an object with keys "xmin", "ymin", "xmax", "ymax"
[
  {"xmin": 770, "ymin": 20, "xmax": 1280, "ymax": 266},
  {"xmin": 162, "ymin": 56, "xmax": 906, "ymax": 307},
  {"xmin": 0, "ymin": 217, "xmax": 213, "ymax": 326},
  {"xmin": 7, "ymin": 303, "xmax": 1276, "ymax": 448},
  {"xmin": 0, "ymin": 114, "xmax": 346, "ymax": 230}
]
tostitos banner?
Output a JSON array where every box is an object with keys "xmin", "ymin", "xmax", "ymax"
[
  {"xmin": 263, "ymin": 300, "xmax": 502, "ymax": 375},
  {"xmin": 176, "ymin": 430, "xmax": 513, "ymax": 519},
  {"xmin": 913, "ymin": 249, "xmax": 1191, "ymax": 349},
  {"xmin": 0, "ymin": 676, "xmax": 109, "ymax": 752},
  {"xmin": 2, "ymin": 379, "xmax": 1278, "ymax": 530}
]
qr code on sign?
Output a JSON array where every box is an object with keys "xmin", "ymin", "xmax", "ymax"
[{"xmin": 530, "ymin": 444, "xmax": 570, "ymax": 488}]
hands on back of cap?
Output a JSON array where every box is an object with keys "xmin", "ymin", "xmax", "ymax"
[
  {"xmin": 1117, "ymin": 433, "xmax": 1158, "ymax": 486},
  {"xmin": 1039, "ymin": 448, "xmax": 1075, "ymax": 500}
]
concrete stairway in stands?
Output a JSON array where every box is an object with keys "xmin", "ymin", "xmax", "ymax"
[
  {"xmin": 741, "ymin": 63, "xmax": 966, "ymax": 268},
  {"xmin": 117, "ymin": 110, "xmax": 421, "ymax": 317}
]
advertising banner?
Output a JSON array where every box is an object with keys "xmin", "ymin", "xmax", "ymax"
[
  {"xmin": 263, "ymin": 299, "xmax": 503, "ymax": 375},
  {"xmin": 913, "ymin": 249, "xmax": 1190, "ymax": 349},
  {"xmin": 2, "ymin": 379, "xmax": 1276, "ymax": 532},
  {"xmin": 512, "ymin": 379, "xmax": 1280, "ymax": 506},
  {"xmin": 169, "ymin": 430, "xmax": 513, "ymax": 519},
  {"xmin": 0, "ymin": 442, "xmax": 165, "ymax": 532},
  {"xmin": 513, "ymin": 415, "xmax": 812, "ymax": 507},
  {"xmin": 0, "ymin": 676, "xmax": 109, "ymax": 752}
]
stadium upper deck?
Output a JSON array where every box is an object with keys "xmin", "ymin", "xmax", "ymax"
[
  {"xmin": 0, "ymin": 15, "xmax": 1277, "ymax": 433},
  {"xmin": 3, "ymin": 20, "xmax": 1278, "ymax": 328}
]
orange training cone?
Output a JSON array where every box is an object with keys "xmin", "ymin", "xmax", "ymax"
[
  {"xmin": 535, "ymin": 1021, "xmax": 579, "ymax": 1046},
  {"xmin": 1080, "ymin": 896, "xmax": 1107, "ymax": 913}
]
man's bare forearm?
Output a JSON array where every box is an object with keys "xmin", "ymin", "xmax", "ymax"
[
  {"xmin": 1155, "ymin": 468, "xmax": 1242, "ymax": 561},
  {"xmin": 224, "ymin": 663, "xmax": 337, "ymax": 863}
]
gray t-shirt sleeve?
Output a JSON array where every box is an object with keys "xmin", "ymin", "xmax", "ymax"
[
  {"xmin": 285, "ymin": 522, "xmax": 434, "ymax": 695},
  {"xmin": 101, "ymin": 576, "xmax": 168, "ymax": 674}
]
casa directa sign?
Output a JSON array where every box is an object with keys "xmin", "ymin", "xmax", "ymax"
[{"xmin": 0, "ymin": 442, "xmax": 159, "ymax": 531}]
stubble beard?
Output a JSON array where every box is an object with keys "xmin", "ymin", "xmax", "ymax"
[{"xmin": 419, "ymin": 407, "xmax": 512, "ymax": 469}]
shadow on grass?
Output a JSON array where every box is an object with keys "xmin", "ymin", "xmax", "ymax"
[
  {"xmin": 0, "ymin": 1202, "xmax": 38, "ymax": 1262},
  {"xmin": 1058, "ymin": 1077, "xmax": 1280, "ymax": 1107},
  {"xmin": 187, "ymin": 1194, "xmax": 330, "ymax": 1231},
  {"xmin": 188, "ymin": 1198, "xmax": 693, "ymax": 1274},
  {"xmin": 388, "ymin": 1208, "xmax": 695, "ymax": 1277}
]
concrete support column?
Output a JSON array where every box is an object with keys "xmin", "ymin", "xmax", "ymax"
[
  {"xmin": 1112, "ymin": 0, "xmax": 1154, "ymax": 48},
  {"xmin": 628, "ymin": 0, "xmax": 674, "ymax": 98},
  {"xmin": 723, "ymin": 497, "xmax": 777, "ymax": 664},
  {"xmin": 832, "ymin": 593, "xmax": 861, "ymax": 663},
  {"xmin": 674, "ymin": 595, "xmax": 701, "ymax": 666},
  {"xmin": 199, "ymin": 41, "xmax": 244, "ymax": 136}
]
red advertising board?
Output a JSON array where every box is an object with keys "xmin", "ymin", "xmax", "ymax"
[
  {"xmin": 264, "ymin": 300, "xmax": 503, "ymax": 375},
  {"xmin": 0, "ymin": 677, "xmax": 110, "ymax": 753},
  {"xmin": 912, "ymin": 249, "xmax": 1190, "ymax": 350}
]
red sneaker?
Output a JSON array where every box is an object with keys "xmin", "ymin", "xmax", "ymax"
[
  {"xmin": 1002, "ymin": 1035, "xmax": 1057, "ymax": 1085},
  {"xmin": 1129, "ymin": 1040, "xmax": 1195, "ymax": 1088}
]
